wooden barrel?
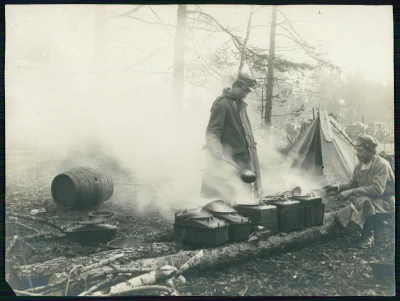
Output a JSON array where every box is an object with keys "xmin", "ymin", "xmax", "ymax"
[{"xmin": 51, "ymin": 167, "xmax": 114, "ymax": 210}]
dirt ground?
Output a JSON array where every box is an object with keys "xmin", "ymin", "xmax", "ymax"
[{"xmin": 5, "ymin": 151, "xmax": 396, "ymax": 296}]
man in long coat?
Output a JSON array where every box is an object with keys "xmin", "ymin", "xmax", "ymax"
[
  {"xmin": 200, "ymin": 73, "xmax": 263, "ymax": 204},
  {"xmin": 325, "ymin": 134, "xmax": 395, "ymax": 249}
]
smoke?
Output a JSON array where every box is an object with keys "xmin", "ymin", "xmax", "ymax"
[
  {"xmin": 6, "ymin": 7, "xmax": 323, "ymax": 220},
  {"xmin": 6, "ymin": 66, "xmax": 325, "ymax": 221}
]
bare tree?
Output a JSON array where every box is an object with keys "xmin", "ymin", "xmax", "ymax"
[
  {"xmin": 238, "ymin": 6, "xmax": 254, "ymax": 74},
  {"xmin": 264, "ymin": 6, "xmax": 277, "ymax": 127},
  {"xmin": 172, "ymin": 5, "xmax": 188, "ymax": 116}
]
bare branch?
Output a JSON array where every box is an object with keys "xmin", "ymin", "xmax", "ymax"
[
  {"xmin": 107, "ymin": 5, "xmax": 145, "ymax": 19},
  {"xmin": 124, "ymin": 15, "xmax": 177, "ymax": 27},
  {"xmin": 275, "ymin": 33, "xmax": 314, "ymax": 50},
  {"xmin": 275, "ymin": 78, "xmax": 324, "ymax": 94},
  {"xmin": 277, "ymin": 8, "xmax": 309, "ymax": 43},
  {"xmin": 147, "ymin": 6, "xmax": 174, "ymax": 38}
]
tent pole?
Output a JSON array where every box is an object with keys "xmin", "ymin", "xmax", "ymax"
[
  {"xmin": 330, "ymin": 120, "xmax": 356, "ymax": 149},
  {"xmin": 313, "ymin": 108, "xmax": 315, "ymax": 120}
]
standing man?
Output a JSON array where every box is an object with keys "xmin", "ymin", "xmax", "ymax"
[{"xmin": 201, "ymin": 73, "xmax": 263, "ymax": 203}]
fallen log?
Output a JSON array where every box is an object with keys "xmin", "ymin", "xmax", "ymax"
[
  {"xmin": 106, "ymin": 212, "xmax": 339, "ymax": 274},
  {"xmin": 12, "ymin": 242, "xmax": 181, "ymax": 283},
  {"xmin": 14, "ymin": 212, "xmax": 339, "ymax": 288}
]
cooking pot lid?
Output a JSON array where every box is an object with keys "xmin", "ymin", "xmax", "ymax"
[
  {"xmin": 88, "ymin": 211, "xmax": 114, "ymax": 217},
  {"xmin": 202, "ymin": 200, "xmax": 236, "ymax": 214},
  {"xmin": 175, "ymin": 208, "xmax": 212, "ymax": 221},
  {"xmin": 236, "ymin": 203, "xmax": 260, "ymax": 207}
]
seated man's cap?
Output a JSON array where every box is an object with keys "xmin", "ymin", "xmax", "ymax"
[{"xmin": 356, "ymin": 134, "xmax": 379, "ymax": 152}]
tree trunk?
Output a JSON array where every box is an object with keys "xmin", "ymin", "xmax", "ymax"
[
  {"xmin": 238, "ymin": 6, "xmax": 254, "ymax": 74},
  {"xmin": 14, "ymin": 212, "xmax": 339, "ymax": 290},
  {"xmin": 264, "ymin": 6, "xmax": 277, "ymax": 127},
  {"xmin": 118, "ymin": 212, "xmax": 338, "ymax": 273},
  {"xmin": 12, "ymin": 242, "xmax": 181, "ymax": 284},
  {"xmin": 172, "ymin": 5, "xmax": 187, "ymax": 117}
]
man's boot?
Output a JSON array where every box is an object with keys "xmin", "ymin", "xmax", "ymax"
[{"xmin": 357, "ymin": 216, "xmax": 374, "ymax": 249}]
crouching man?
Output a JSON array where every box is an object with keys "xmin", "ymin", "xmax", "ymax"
[{"xmin": 324, "ymin": 134, "xmax": 395, "ymax": 249}]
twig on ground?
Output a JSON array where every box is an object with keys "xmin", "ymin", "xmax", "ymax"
[
  {"xmin": 82, "ymin": 265, "xmax": 154, "ymax": 279},
  {"xmin": 7, "ymin": 220, "xmax": 40, "ymax": 233},
  {"xmin": 22, "ymin": 232, "xmax": 65, "ymax": 241},
  {"xmin": 14, "ymin": 290, "xmax": 45, "ymax": 296},
  {"xmin": 176, "ymin": 250, "xmax": 204, "ymax": 276},
  {"xmin": 90, "ymin": 285, "xmax": 172, "ymax": 297},
  {"xmin": 65, "ymin": 265, "xmax": 84, "ymax": 296},
  {"xmin": 16, "ymin": 237, "xmax": 36, "ymax": 251},
  {"xmin": 7, "ymin": 212, "xmax": 65, "ymax": 233},
  {"xmin": 79, "ymin": 275, "xmax": 115, "ymax": 296},
  {"xmin": 25, "ymin": 278, "xmax": 68, "ymax": 293},
  {"xmin": 80, "ymin": 254, "xmax": 125, "ymax": 274},
  {"xmin": 164, "ymin": 278, "xmax": 179, "ymax": 296},
  {"xmin": 6, "ymin": 236, "xmax": 18, "ymax": 254},
  {"xmin": 108, "ymin": 263, "xmax": 119, "ymax": 270}
]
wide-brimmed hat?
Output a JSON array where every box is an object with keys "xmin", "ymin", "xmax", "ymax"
[
  {"xmin": 355, "ymin": 134, "xmax": 379, "ymax": 152},
  {"xmin": 234, "ymin": 73, "xmax": 257, "ymax": 91}
]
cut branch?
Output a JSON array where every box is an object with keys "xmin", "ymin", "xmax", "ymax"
[
  {"xmin": 7, "ymin": 212, "xmax": 64, "ymax": 233},
  {"xmin": 79, "ymin": 275, "xmax": 115, "ymax": 296},
  {"xmin": 93, "ymin": 285, "xmax": 172, "ymax": 297},
  {"xmin": 14, "ymin": 242, "xmax": 180, "ymax": 281},
  {"xmin": 90, "ymin": 265, "xmax": 177, "ymax": 296},
  {"xmin": 7, "ymin": 220, "xmax": 40, "ymax": 234}
]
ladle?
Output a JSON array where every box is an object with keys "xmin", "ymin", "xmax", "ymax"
[{"xmin": 220, "ymin": 156, "xmax": 257, "ymax": 184}]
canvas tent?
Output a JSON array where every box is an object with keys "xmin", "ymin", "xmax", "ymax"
[{"xmin": 284, "ymin": 110, "xmax": 358, "ymax": 184}]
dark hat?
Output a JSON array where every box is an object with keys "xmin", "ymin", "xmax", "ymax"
[
  {"xmin": 355, "ymin": 134, "xmax": 379, "ymax": 151},
  {"xmin": 235, "ymin": 73, "xmax": 257, "ymax": 91}
]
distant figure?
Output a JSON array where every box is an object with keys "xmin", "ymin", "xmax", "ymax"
[
  {"xmin": 328, "ymin": 112, "xmax": 337, "ymax": 120},
  {"xmin": 324, "ymin": 135, "xmax": 395, "ymax": 249},
  {"xmin": 344, "ymin": 122, "xmax": 370, "ymax": 141},
  {"xmin": 201, "ymin": 73, "xmax": 263, "ymax": 202},
  {"xmin": 285, "ymin": 122, "xmax": 300, "ymax": 142}
]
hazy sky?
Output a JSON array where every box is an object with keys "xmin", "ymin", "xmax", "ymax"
[{"xmin": 6, "ymin": 5, "xmax": 393, "ymax": 85}]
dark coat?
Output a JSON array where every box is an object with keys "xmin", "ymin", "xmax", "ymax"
[
  {"xmin": 201, "ymin": 88, "xmax": 262, "ymax": 202},
  {"xmin": 205, "ymin": 89, "xmax": 251, "ymax": 158}
]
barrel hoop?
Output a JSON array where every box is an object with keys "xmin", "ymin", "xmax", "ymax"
[
  {"xmin": 107, "ymin": 172, "xmax": 114, "ymax": 197},
  {"xmin": 66, "ymin": 170, "xmax": 86, "ymax": 206},
  {"xmin": 82, "ymin": 168, "xmax": 96, "ymax": 206},
  {"xmin": 96, "ymin": 169, "xmax": 105, "ymax": 201}
]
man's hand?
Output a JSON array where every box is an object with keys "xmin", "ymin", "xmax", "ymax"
[
  {"xmin": 338, "ymin": 190, "xmax": 353, "ymax": 201},
  {"xmin": 323, "ymin": 184, "xmax": 339, "ymax": 192}
]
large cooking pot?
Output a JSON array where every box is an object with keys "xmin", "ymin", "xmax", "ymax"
[{"xmin": 63, "ymin": 220, "xmax": 118, "ymax": 244}]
